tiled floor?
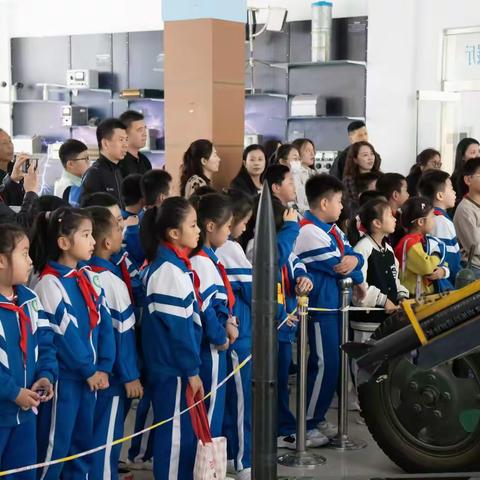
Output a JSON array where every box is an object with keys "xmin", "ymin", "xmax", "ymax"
[{"xmin": 120, "ymin": 405, "xmax": 405, "ymax": 480}]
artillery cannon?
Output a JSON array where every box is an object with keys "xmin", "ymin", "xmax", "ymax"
[{"xmin": 345, "ymin": 280, "xmax": 480, "ymax": 473}]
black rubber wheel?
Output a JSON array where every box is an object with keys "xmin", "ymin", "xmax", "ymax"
[{"xmin": 358, "ymin": 312, "xmax": 480, "ymax": 473}]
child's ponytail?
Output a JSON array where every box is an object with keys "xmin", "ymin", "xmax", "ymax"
[{"xmin": 30, "ymin": 207, "xmax": 92, "ymax": 273}]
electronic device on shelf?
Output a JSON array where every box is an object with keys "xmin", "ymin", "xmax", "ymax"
[
  {"xmin": 61, "ymin": 106, "xmax": 88, "ymax": 127},
  {"xmin": 66, "ymin": 69, "xmax": 99, "ymax": 89},
  {"xmin": 314, "ymin": 150, "xmax": 338, "ymax": 172},
  {"xmin": 244, "ymin": 134, "xmax": 263, "ymax": 147},
  {"xmin": 12, "ymin": 135, "xmax": 42, "ymax": 154},
  {"xmin": 291, "ymin": 95, "xmax": 327, "ymax": 117},
  {"xmin": 119, "ymin": 89, "xmax": 164, "ymax": 99}
]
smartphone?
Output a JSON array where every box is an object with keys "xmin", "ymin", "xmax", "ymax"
[{"xmin": 20, "ymin": 157, "xmax": 39, "ymax": 173}]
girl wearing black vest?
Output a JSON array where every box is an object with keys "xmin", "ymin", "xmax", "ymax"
[{"xmin": 352, "ymin": 197, "xmax": 409, "ymax": 323}]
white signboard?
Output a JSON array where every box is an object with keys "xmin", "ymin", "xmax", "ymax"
[{"xmin": 444, "ymin": 27, "xmax": 480, "ymax": 91}]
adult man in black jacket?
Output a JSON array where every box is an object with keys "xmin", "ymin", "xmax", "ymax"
[
  {"xmin": 330, "ymin": 120, "xmax": 369, "ymax": 179},
  {"xmin": 119, "ymin": 110, "xmax": 152, "ymax": 177},
  {"xmin": 81, "ymin": 118, "xmax": 128, "ymax": 207}
]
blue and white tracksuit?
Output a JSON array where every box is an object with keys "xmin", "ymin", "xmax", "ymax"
[
  {"xmin": 277, "ymin": 221, "xmax": 306, "ymax": 437},
  {"xmin": 433, "ymin": 208, "xmax": 461, "ymax": 284},
  {"xmin": 216, "ymin": 239, "xmax": 252, "ymax": 471},
  {"xmin": 35, "ymin": 261, "xmax": 116, "ymax": 480},
  {"xmin": 86, "ymin": 256, "xmax": 140, "ymax": 480},
  {"xmin": 294, "ymin": 211, "xmax": 363, "ymax": 430},
  {"xmin": 278, "ymin": 251, "xmax": 313, "ymax": 437},
  {"xmin": 142, "ymin": 247, "xmax": 202, "ymax": 480},
  {"xmin": 122, "ymin": 209, "xmax": 146, "ymax": 268},
  {"xmin": 128, "ymin": 264, "xmax": 154, "ymax": 465},
  {"xmin": 190, "ymin": 247, "xmax": 230, "ymax": 438},
  {"xmin": 0, "ymin": 286, "xmax": 57, "ymax": 480}
]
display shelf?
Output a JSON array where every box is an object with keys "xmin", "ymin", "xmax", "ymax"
[
  {"xmin": 271, "ymin": 60, "xmax": 367, "ymax": 69},
  {"xmin": 35, "ymin": 83, "xmax": 112, "ymax": 95},
  {"xmin": 11, "ymin": 99, "xmax": 65, "ymax": 104},
  {"xmin": 245, "ymin": 92, "xmax": 288, "ymax": 99},
  {"xmin": 288, "ymin": 115, "xmax": 365, "ymax": 121}
]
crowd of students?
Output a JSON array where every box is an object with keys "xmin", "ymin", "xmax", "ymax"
[{"xmin": 0, "ymin": 114, "xmax": 479, "ymax": 480}]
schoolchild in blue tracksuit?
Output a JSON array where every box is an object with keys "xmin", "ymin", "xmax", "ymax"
[
  {"xmin": 273, "ymin": 205, "xmax": 318, "ymax": 449},
  {"xmin": 294, "ymin": 175, "xmax": 364, "ymax": 437},
  {"xmin": 121, "ymin": 173, "xmax": 146, "ymax": 268},
  {"xmin": 417, "ymin": 170, "xmax": 461, "ymax": 283},
  {"xmin": 0, "ymin": 224, "xmax": 57, "ymax": 480},
  {"xmin": 190, "ymin": 193, "xmax": 238, "ymax": 441},
  {"xmin": 80, "ymin": 192, "xmax": 146, "ymax": 309},
  {"xmin": 84, "ymin": 207, "xmax": 143, "ymax": 480},
  {"xmin": 140, "ymin": 197, "xmax": 203, "ymax": 480},
  {"xmin": 216, "ymin": 189, "xmax": 254, "ymax": 476},
  {"xmin": 31, "ymin": 207, "xmax": 116, "ymax": 480},
  {"xmin": 126, "ymin": 264, "xmax": 154, "ymax": 471}
]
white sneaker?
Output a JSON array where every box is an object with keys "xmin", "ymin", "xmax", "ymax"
[
  {"xmin": 227, "ymin": 459, "xmax": 236, "ymax": 474},
  {"xmin": 306, "ymin": 428, "xmax": 329, "ymax": 447},
  {"xmin": 125, "ymin": 458, "xmax": 153, "ymax": 471},
  {"xmin": 317, "ymin": 421, "xmax": 338, "ymax": 439},
  {"xmin": 236, "ymin": 467, "xmax": 251, "ymax": 480},
  {"xmin": 277, "ymin": 434, "xmax": 297, "ymax": 450}
]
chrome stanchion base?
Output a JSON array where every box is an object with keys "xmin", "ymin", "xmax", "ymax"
[
  {"xmin": 327, "ymin": 434, "xmax": 367, "ymax": 450},
  {"xmin": 278, "ymin": 450, "xmax": 326, "ymax": 468}
]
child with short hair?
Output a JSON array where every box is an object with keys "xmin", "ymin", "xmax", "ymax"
[
  {"xmin": 31, "ymin": 207, "xmax": 115, "ymax": 480},
  {"xmin": 376, "ymin": 173, "xmax": 410, "ymax": 248},
  {"xmin": 395, "ymin": 197, "xmax": 451, "ymax": 297},
  {"xmin": 418, "ymin": 170, "xmax": 460, "ymax": 283},
  {"xmin": 121, "ymin": 174, "xmax": 146, "ymax": 267},
  {"xmin": 85, "ymin": 207, "xmax": 143, "ymax": 480},
  {"xmin": 454, "ymin": 158, "xmax": 480, "ymax": 278},
  {"xmin": 263, "ymin": 164, "xmax": 297, "ymax": 207},
  {"xmin": 141, "ymin": 169, "xmax": 172, "ymax": 208},
  {"xmin": 54, "ymin": 139, "xmax": 90, "ymax": 205},
  {"xmin": 0, "ymin": 224, "xmax": 57, "ymax": 480},
  {"xmin": 294, "ymin": 174, "xmax": 364, "ymax": 438},
  {"xmin": 353, "ymin": 197, "xmax": 409, "ymax": 322}
]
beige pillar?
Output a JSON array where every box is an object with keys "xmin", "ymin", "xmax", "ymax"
[{"xmin": 164, "ymin": 18, "xmax": 245, "ymax": 193}]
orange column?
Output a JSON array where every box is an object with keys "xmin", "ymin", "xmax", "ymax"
[{"xmin": 164, "ymin": 18, "xmax": 245, "ymax": 192}]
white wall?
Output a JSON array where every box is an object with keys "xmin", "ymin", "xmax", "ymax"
[
  {"xmin": 366, "ymin": 0, "xmax": 480, "ymax": 174},
  {"xmin": 2, "ymin": 0, "xmax": 478, "ymax": 175}
]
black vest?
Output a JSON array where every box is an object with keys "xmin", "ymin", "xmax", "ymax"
[{"xmin": 353, "ymin": 242, "xmax": 398, "ymax": 324}]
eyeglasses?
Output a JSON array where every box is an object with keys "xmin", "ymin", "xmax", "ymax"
[{"xmin": 71, "ymin": 156, "xmax": 90, "ymax": 162}]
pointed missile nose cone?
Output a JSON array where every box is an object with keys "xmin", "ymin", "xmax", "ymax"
[{"xmin": 252, "ymin": 182, "xmax": 278, "ymax": 480}]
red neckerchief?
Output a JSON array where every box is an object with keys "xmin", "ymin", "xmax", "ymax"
[
  {"xmin": 434, "ymin": 208, "xmax": 444, "ymax": 217},
  {"xmin": 394, "ymin": 233, "xmax": 424, "ymax": 270},
  {"xmin": 196, "ymin": 249, "xmax": 235, "ymax": 313},
  {"xmin": 301, "ymin": 217, "xmax": 344, "ymax": 255},
  {"xmin": 119, "ymin": 259, "xmax": 134, "ymax": 305},
  {"xmin": 164, "ymin": 242, "xmax": 203, "ymax": 308},
  {"xmin": 41, "ymin": 265, "xmax": 99, "ymax": 334},
  {"xmin": 0, "ymin": 294, "xmax": 30, "ymax": 366},
  {"xmin": 281, "ymin": 265, "xmax": 291, "ymax": 300}
]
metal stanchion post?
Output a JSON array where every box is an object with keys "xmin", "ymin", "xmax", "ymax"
[
  {"xmin": 328, "ymin": 278, "xmax": 367, "ymax": 450},
  {"xmin": 278, "ymin": 295, "xmax": 326, "ymax": 467}
]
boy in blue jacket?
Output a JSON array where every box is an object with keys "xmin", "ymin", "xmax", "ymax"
[
  {"xmin": 85, "ymin": 207, "xmax": 143, "ymax": 480},
  {"xmin": 294, "ymin": 174, "xmax": 365, "ymax": 438}
]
